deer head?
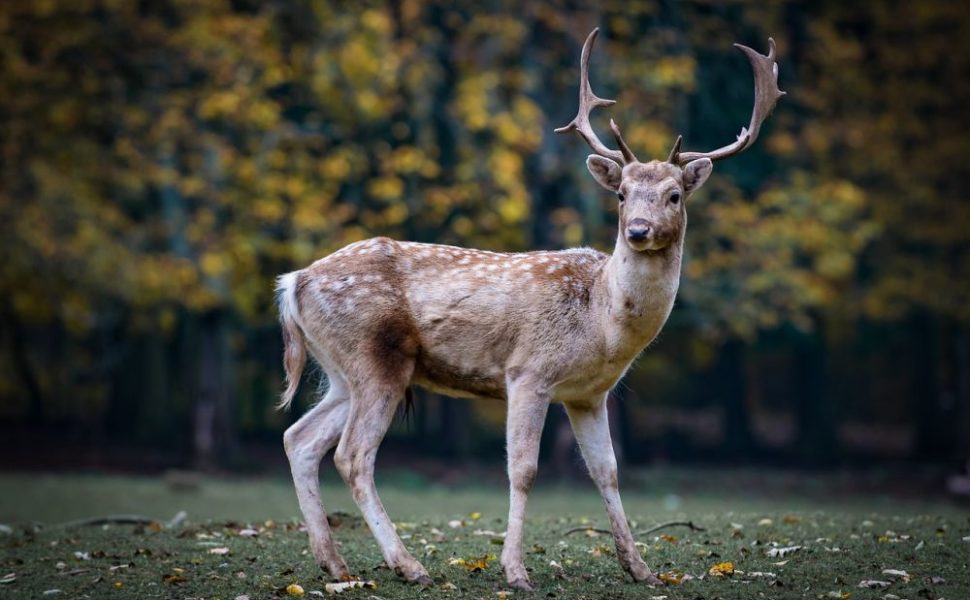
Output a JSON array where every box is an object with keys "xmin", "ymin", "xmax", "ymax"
[{"xmin": 556, "ymin": 28, "xmax": 785, "ymax": 253}]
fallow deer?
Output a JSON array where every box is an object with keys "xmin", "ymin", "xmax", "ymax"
[{"xmin": 278, "ymin": 28, "xmax": 783, "ymax": 590}]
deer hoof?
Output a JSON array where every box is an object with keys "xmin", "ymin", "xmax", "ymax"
[{"xmin": 509, "ymin": 577, "xmax": 535, "ymax": 592}]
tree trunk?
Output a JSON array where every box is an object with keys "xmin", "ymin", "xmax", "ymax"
[
  {"xmin": 193, "ymin": 311, "xmax": 237, "ymax": 470},
  {"xmin": 793, "ymin": 326, "xmax": 835, "ymax": 466},
  {"xmin": 716, "ymin": 338, "xmax": 756, "ymax": 459}
]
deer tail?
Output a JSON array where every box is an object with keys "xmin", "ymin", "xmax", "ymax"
[{"xmin": 275, "ymin": 271, "xmax": 306, "ymax": 411}]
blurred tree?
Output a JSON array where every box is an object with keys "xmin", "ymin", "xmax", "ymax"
[{"xmin": 0, "ymin": 0, "xmax": 965, "ymax": 468}]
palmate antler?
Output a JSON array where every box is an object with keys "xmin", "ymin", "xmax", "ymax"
[
  {"xmin": 557, "ymin": 29, "xmax": 785, "ymax": 167},
  {"xmin": 554, "ymin": 28, "xmax": 638, "ymax": 165},
  {"xmin": 670, "ymin": 38, "xmax": 786, "ymax": 165}
]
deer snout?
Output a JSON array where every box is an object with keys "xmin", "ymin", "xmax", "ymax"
[{"xmin": 626, "ymin": 218, "xmax": 652, "ymax": 242}]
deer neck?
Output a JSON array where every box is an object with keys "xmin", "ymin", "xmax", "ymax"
[{"xmin": 595, "ymin": 233, "xmax": 684, "ymax": 358}]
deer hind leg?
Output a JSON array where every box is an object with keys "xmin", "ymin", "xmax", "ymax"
[
  {"xmin": 334, "ymin": 378, "xmax": 432, "ymax": 585},
  {"xmin": 565, "ymin": 400, "xmax": 661, "ymax": 584},
  {"xmin": 501, "ymin": 381, "xmax": 550, "ymax": 592},
  {"xmin": 283, "ymin": 375, "xmax": 352, "ymax": 579}
]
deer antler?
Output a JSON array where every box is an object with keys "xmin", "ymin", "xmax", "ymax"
[
  {"xmin": 670, "ymin": 38, "xmax": 785, "ymax": 165},
  {"xmin": 555, "ymin": 28, "xmax": 638, "ymax": 165}
]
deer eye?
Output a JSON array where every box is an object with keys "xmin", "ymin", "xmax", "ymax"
[
  {"xmin": 617, "ymin": 192, "xmax": 625, "ymax": 202},
  {"xmin": 670, "ymin": 191, "xmax": 681, "ymax": 204}
]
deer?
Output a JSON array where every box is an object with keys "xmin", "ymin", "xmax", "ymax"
[{"xmin": 277, "ymin": 28, "xmax": 783, "ymax": 591}]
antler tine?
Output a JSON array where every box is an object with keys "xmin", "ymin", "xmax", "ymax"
[
  {"xmin": 610, "ymin": 119, "xmax": 638, "ymax": 163},
  {"xmin": 674, "ymin": 37, "xmax": 786, "ymax": 165},
  {"xmin": 555, "ymin": 28, "xmax": 636, "ymax": 165}
]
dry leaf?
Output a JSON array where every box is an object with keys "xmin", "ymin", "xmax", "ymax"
[
  {"xmin": 857, "ymin": 580, "xmax": 890, "ymax": 589},
  {"xmin": 449, "ymin": 554, "xmax": 494, "ymax": 572},
  {"xmin": 766, "ymin": 545, "xmax": 802, "ymax": 558},
  {"xmin": 708, "ymin": 561, "xmax": 735, "ymax": 577},
  {"xmin": 0, "ymin": 573, "xmax": 16, "ymax": 585},
  {"xmin": 881, "ymin": 569, "xmax": 909, "ymax": 582},
  {"xmin": 209, "ymin": 547, "xmax": 230, "ymax": 555},
  {"xmin": 758, "ymin": 518, "xmax": 773, "ymax": 526},
  {"xmin": 658, "ymin": 571, "xmax": 684, "ymax": 585},
  {"xmin": 823, "ymin": 591, "xmax": 850, "ymax": 599},
  {"xmin": 659, "ymin": 534, "xmax": 678, "ymax": 543},
  {"xmin": 323, "ymin": 580, "xmax": 376, "ymax": 594},
  {"xmin": 782, "ymin": 515, "xmax": 801, "ymax": 525},
  {"xmin": 286, "ymin": 583, "xmax": 305, "ymax": 596}
]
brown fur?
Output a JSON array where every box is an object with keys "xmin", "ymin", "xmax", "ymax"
[{"xmin": 276, "ymin": 158, "xmax": 711, "ymax": 589}]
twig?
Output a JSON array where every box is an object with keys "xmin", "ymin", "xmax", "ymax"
[
  {"xmin": 57, "ymin": 511, "xmax": 188, "ymax": 529},
  {"xmin": 563, "ymin": 526, "xmax": 612, "ymax": 536},
  {"xmin": 635, "ymin": 520, "xmax": 706, "ymax": 536}
]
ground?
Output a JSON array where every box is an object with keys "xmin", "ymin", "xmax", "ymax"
[{"xmin": 0, "ymin": 469, "xmax": 967, "ymax": 599}]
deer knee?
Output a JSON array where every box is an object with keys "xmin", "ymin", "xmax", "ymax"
[
  {"xmin": 333, "ymin": 445, "xmax": 356, "ymax": 483},
  {"xmin": 510, "ymin": 462, "xmax": 538, "ymax": 493},
  {"xmin": 283, "ymin": 425, "xmax": 303, "ymax": 460}
]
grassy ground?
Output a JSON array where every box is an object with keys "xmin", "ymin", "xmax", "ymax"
[{"xmin": 1, "ymin": 470, "xmax": 967, "ymax": 599}]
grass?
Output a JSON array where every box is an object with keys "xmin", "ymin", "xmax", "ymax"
[{"xmin": 1, "ymin": 470, "xmax": 968, "ymax": 599}]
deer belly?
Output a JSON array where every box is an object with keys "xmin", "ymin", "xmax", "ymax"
[{"xmin": 412, "ymin": 350, "xmax": 507, "ymax": 400}]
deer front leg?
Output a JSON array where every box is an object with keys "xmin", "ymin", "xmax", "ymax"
[
  {"xmin": 501, "ymin": 381, "xmax": 550, "ymax": 592},
  {"xmin": 565, "ymin": 400, "xmax": 661, "ymax": 585}
]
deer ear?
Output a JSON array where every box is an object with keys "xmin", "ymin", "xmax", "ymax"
[
  {"xmin": 683, "ymin": 158, "xmax": 713, "ymax": 196},
  {"xmin": 586, "ymin": 155, "xmax": 622, "ymax": 191}
]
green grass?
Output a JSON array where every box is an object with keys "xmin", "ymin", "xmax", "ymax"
[{"xmin": 1, "ymin": 471, "xmax": 968, "ymax": 598}]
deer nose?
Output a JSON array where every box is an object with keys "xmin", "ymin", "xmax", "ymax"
[{"xmin": 626, "ymin": 219, "xmax": 652, "ymax": 242}]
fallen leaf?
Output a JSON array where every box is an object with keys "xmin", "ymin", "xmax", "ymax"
[
  {"xmin": 758, "ymin": 518, "xmax": 774, "ymax": 526},
  {"xmin": 782, "ymin": 515, "xmax": 801, "ymax": 525},
  {"xmin": 766, "ymin": 545, "xmax": 802, "ymax": 558},
  {"xmin": 496, "ymin": 592, "xmax": 510, "ymax": 600},
  {"xmin": 746, "ymin": 571, "xmax": 777, "ymax": 578},
  {"xmin": 286, "ymin": 583, "xmax": 305, "ymax": 596},
  {"xmin": 42, "ymin": 590, "xmax": 62, "ymax": 596},
  {"xmin": 659, "ymin": 534, "xmax": 678, "ymax": 543},
  {"xmin": 440, "ymin": 582, "xmax": 458, "ymax": 591},
  {"xmin": 823, "ymin": 591, "xmax": 850, "ymax": 599},
  {"xmin": 468, "ymin": 512, "xmax": 482, "ymax": 521},
  {"xmin": 929, "ymin": 576, "xmax": 945, "ymax": 584},
  {"xmin": 1, "ymin": 573, "xmax": 16, "ymax": 584},
  {"xmin": 857, "ymin": 580, "xmax": 890, "ymax": 589},
  {"xmin": 708, "ymin": 561, "xmax": 735, "ymax": 577},
  {"xmin": 323, "ymin": 580, "xmax": 376, "ymax": 594},
  {"xmin": 881, "ymin": 569, "xmax": 910, "ymax": 583},
  {"xmin": 162, "ymin": 572, "xmax": 186, "ymax": 584},
  {"xmin": 73, "ymin": 552, "xmax": 90, "ymax": 561},
  {"xmin": 209, "ymin": 547, "xmax": 231, "ymax": 555},
  {"xmin": 234, "ymin": 596, "xmax": 251, "ymax": 600},
  {"xmin": 450, "ymin": 554, "xmax": 494, "ymax": 572},
  {"xmin": 448, "ymin": 520, "xmax": 463, "ymax": 529},
  {"xmin": 238, "ymin": 528, "xmax": 259, "ymax": 537},
  {"xmin": 658, "ymin": 571, "xmax": 684, "ymax": 585}
]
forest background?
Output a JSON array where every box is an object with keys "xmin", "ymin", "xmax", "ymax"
[{"xmin": 1, "ymin": 0, "xmax": 967, "ymax": 477}]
